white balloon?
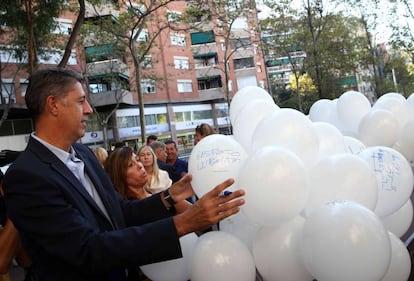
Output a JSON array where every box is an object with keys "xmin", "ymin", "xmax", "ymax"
[
  {"xmin": 233, "ymin": 99, "xmax": 279, "ymax": 153},
  {"xmin": 304, "ymin": 153, "xmax": 378, "ymax": 216},
  {"xmin": 239, "ymin": 146, "xmax": 309, "ymax": 226},
  {"xmin": 253, "ymin": 216, "xmax": 314, "ymax": 281},
  {"xmin": 188, "ymin": 134, "xmax": 248, "ymax": 198},
  {"xmin": 251, "ymin": 108, "xmax": 320, "ymax": 166},
  {"xmin": 336, "ymin": 91, "xmax": 372, "ymax": 136},
  {"xmin": 312, "ymin": 122, "xmax": 347, "ymax": 159},
  {"xmin": 381, "ymin": 232, "xmax": 411, "ymax": 281},
  {"xmin": 393, "ymin": 119, "xmax": 414, "ymax": 163},
  {"xmin": 140, "ymin": 233, "xmax": 198, "ymax": 281},
  {"xmin": 377, "ymin": 92, "xmax": 406, "ymax": 103},
  {"xmin": 407, "ymin": 93, "xmax": 414, "ymax": 122},
  {"xmin": 302, "ymin": 201, "xmax": 391, "ymax": 281},
  {"xmin": 381, "ymin": 199, "xmax": 413, "ymax": 238},
  {"xmin": 229, "ymin": 86, "xmax": 274, "ymax": 125},
  {"xmin": 373, "ymin": 96, "xmax": 409, "ymax": 128},
  {"xmin": 308, "ymin": 99, "xmax": 340, "ymax": 127},
  {"xmin": 219, "ymin": 212, "xmax": 260, "ymax": 253},
  {"xmin": 344, "ymin": 136, "xmax": 366, "ymax": 155},
  {"xmin": 359, "ymin": 146, "xmax": 414, "ymax": 217},
  {"xmin": 358, "ymin": 109, "xmax": 400, "ymax": 147},
  {"xmin": 191, "ymin": 231, "xmax": 256, "ymax": 281}
]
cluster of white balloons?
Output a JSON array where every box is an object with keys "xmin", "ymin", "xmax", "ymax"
[{"xmin": 141, "ymin": 86, "xmax": 414, "ymax": 281}]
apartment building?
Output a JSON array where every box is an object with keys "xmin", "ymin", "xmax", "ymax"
[{"xmin": 0, "ymin": 0, "xmax": 268, "ymax": 151}]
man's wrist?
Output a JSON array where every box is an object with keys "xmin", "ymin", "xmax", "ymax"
[{"xmin": 162, "ymin": 188, "xmax": 177, "ymax": 208}]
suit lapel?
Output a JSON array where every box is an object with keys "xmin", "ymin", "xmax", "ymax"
[{"xmin": 28, "ymin": 137, "xmax": 113, "ymax": 225}]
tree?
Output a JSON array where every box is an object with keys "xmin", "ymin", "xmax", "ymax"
[
  {"xmin": 0, "ymin": 0, "xmax": 85, "ymax": 128},
  {"xmin": 0, "ymin": 0, "xmax": 85, "ymax": 73},
  {"xmin": 185, "ymin": 0, "xmax": 263, "ymax": 133},
  {"xmin": 84, "ymin": 0, "xmax": 184, "ymax": 144},
  {"xmin": 260, "ymin": 0, "xmax": 368, "ymax": 104}
]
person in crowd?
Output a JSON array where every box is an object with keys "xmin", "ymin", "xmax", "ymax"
[
  {"xmin": 137, "ymin": 145, "xmax": 172, "ymax": 194},
  {"xmin": 146, "ymin": 135, "xmax": 158, "ymax": 146},
  {"xmin": 105, "ymin": 146, "xmax": 191, "ymax": 213},
  {"xmin": 92, "ymin": 147, "xmax": 108, "ymax": 167},
  {"xmin": 0, "ymin": 170, "xmax": 32, "ymax": 281},
  {"xmin": 194, "ymin": 123, "xmax": 216, "ymax": 144},
  {"xmin": 2, "ymin": 67, "xmax": 245, "ymax": 281},
  {"xmin": 165, "ymin": 140, "xmax": 188, "ymax": 183},
  {"xmin": 149, "ymin": 141, "xmax": 177, "ymax": 183}
]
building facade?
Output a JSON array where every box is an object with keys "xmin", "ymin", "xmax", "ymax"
[{"xmin": 0, "ymin": 0, "xmax": 268, "ymax": 152}]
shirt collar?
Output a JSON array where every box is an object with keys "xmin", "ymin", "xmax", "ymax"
[{"xmin": 31, "ymin": 132, "xmax": 73, "ymax": 164}]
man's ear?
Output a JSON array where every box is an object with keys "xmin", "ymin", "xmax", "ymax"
[{"xmin": 45, "ymin": 95, "xmax": 59, "ymax": 116}]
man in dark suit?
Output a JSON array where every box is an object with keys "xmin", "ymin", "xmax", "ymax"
[{"xmin": 2, "ymin": 68, "xmax": 245, "ymax": 281}]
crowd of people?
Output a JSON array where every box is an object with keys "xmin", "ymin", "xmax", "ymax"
[{"xmin": 0, "ymin": 67, "xmax": 239, "ymax": 281}]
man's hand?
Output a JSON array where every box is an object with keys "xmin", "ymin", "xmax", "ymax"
[
  {"xmin": 168, "ymin": 174, "xmax": 194, "ymax": 202},
  {"xmin": 173, "ymin": 178, "xmax": 245, "ymax": 236}
]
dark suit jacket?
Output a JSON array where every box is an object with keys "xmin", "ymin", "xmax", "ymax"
[
  {"xmin": 157, "ymin": 159, "xmax": 179, "ymax": 183},
  {"xmin": 3, "ymin": 137, "xmax": 182, "ymax": 281}
]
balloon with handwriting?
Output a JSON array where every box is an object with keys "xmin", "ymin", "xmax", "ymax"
[
  {"xmin": 343, "ymin": 136, "xmax": 366, "ymax": 155},
  {"xmin": 381, "ymin": 199, "xmax": 413, "ymax": 238},
  {"xmin": 140, "ymin": 232, "xmax": 198, "ymax": 281},
  {"xmin": 188, "ymin": 134, "xmax": 247, "ymax": 197},
  {"xmin": 253, "ymin": 216, "xmax": 313, "ymax": 281},
  {"xmin": 302, "ymin": 200, "xmax": 391, "ymax": 281},
  {"xmin": 359, "ymin": 146, "xmax": 414, "ymax": 217},
  {"xmin": 191, "ymin": 231, "xmax": 256, "ymax": 281},
  {"xmin": 304, "ymin": 153, "xmax": 378, "ymax": 217},
  {"xmin": 239, "ymin": 146, "xmax": 309, "ymax": 226},
  {"xmin": 381, "ymin": 232, "xmax": 411, "ymax": 281}
]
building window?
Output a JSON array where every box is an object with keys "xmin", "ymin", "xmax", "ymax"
[
  {"xmin": 52, "ymin": 18, "xmax": 72, "ymax": 35},
  {"xmin": 1, "ymin": 82, "xmax": 15, "ymax": 103},
  {"xmin": 141, "ymin": 55, "xmax": 152, "ymax": 68},
  {"xmin": 170, "ymin": 33, "xmax": 186, "ymax": 46},
  {"xmin": 167, "ymin": 11, "xmax": 182, "ymax": 22},
  {"xmin": 197, "ymin": 76, "xmax": 222, "ymax": 90},
  {"xmin": 190, "ymin": 31, "xmax": 215, "ymax": 45},
  {"xmin": 174, "ymin": 56, "xmax": 189, "ymax": 69},
  {"xmin": 233, "ymin": 57, "xmax": 255, "ymax": 69},
  {"xmin": 177, "ymin": 80, "xmax": 192, "ymax": 93},
  {"xmin": 136, "ymin": 29, "xmax": 149, "ymax": 42},
  {"xmin": 117, "ymin": 115, "xmax": 140, "ymax": 129},
  {"xmin": 141, "ymin": 79, "xmax": 156, "ymax": 94}
]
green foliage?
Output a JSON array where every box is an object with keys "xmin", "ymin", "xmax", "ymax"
[{"xmin": 0, "ymin": 0, "xmax": 68, "ymax": 61}]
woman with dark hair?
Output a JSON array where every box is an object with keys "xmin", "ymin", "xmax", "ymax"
[
  {"xmin": 194, "ymin": 123, "xmax": 216, "ymax": 144},
  {"xmin": 104, "ymin": 146, "xmax": 191, "ymax": 212},
  {"xmin": 104, "ymin": 146, "xmax": 150, "ymax": 200}
]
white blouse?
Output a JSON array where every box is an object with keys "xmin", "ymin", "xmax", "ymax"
[{"xmin": 147, "ymin": 170, "xmax": 172, "ymax": 194}]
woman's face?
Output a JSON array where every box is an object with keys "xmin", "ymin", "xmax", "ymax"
[
  {"xmin": 195, "ymin": 132, "xmax": 203, "ymax": 144},
  {"xmin": 126, "ymin": 153, "xmax": 148, "ymax": 187},
  {"xmin": 138, "ymin": 148, "xmax": 154, "ymax": 168}
]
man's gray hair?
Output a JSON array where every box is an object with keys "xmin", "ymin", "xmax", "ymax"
[{"xmin": 149, "ymin": 141, "xmax": 166, "ymax": 152}]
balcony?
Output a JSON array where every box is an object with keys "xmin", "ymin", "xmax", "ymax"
[
  {"xmin": 89, "ymin": 89, "xmax": 133, "ymax": 107},
  {"xmin": 85, "ymin": 2, "xmax": 120, "ymax": 18},
  {"xmin": 86, "ymin": 59, "xmax": 129, "ymax": 78},
  {"xmin": 197, "ymin": 88, "xmax": 225, "ymax": 101}
]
